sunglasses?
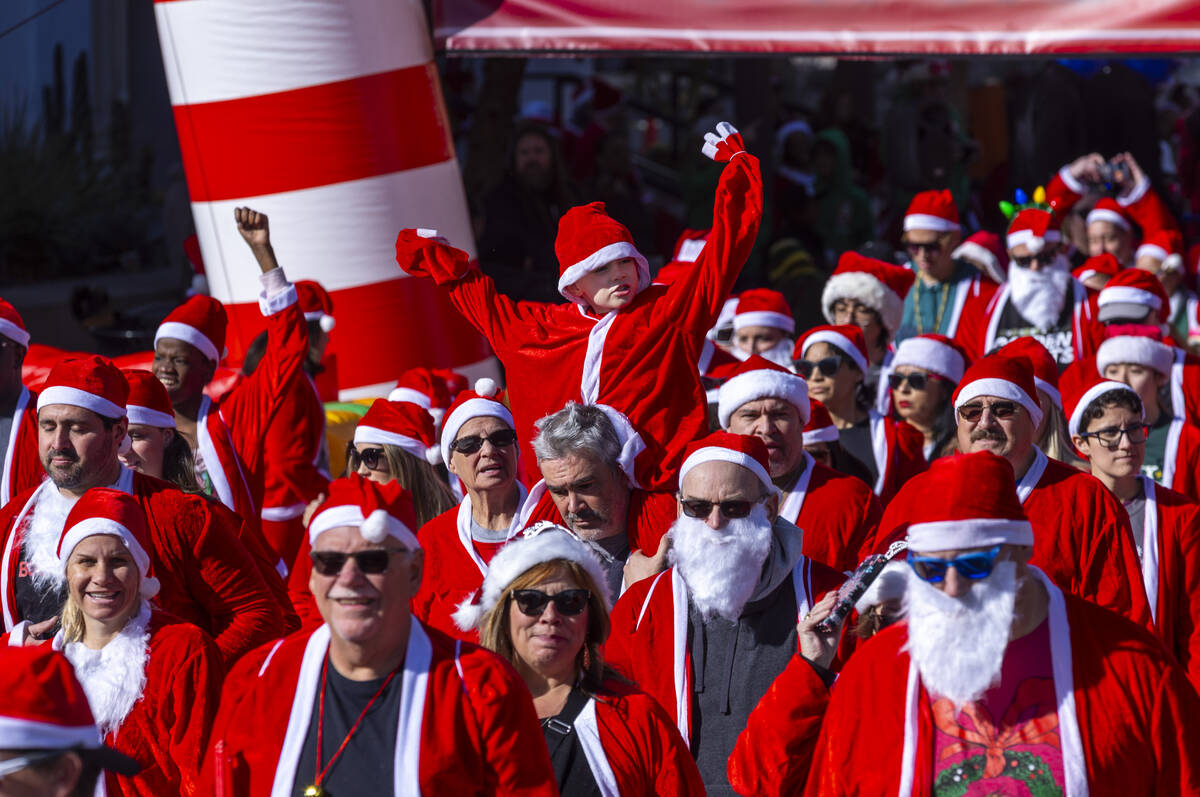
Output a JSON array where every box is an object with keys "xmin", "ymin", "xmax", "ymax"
[
  {"xmin": 450, "ymin": 429, "xmax": 518, "ymax": 455},
  {"xmin": 679, "ymin": 497, "xmax": 762, "ymax": 520},
  {"xmin": 351, "ymin": 447, "xmax": 388, "ymax": 471},
  {"xmin": 1079, "ymin": 424, "xmax": 1150, "ymax": 448},
  {"xmin": 909, "ymin": 545, "xmax": 1004, "ymax": 583},
  {"xmin": 905, "ymin": 241, "xmax": 942, "ymax": 256},
  {"xmin": 796, "ymin": 355, "xmax": 843, "ymax": 379},
  {"xmin": 510, "ymin": 588, "xmax": 591, "ymax": 617},
  {"xmin": 888, "ymin": 372, "xmax": 943, "ymax": 392},
  {"xmin": 1010, "ymin": 248, "xmax": 1060, "ymax": 269},
  {"xmin": 310, "ymin": 548, "xmax": 408, "ymax": 576},
  {"xmin": 957, "ymin": 401, "xmax": 1019, "ymax": 423}
]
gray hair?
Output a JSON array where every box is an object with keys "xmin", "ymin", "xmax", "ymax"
[{"xmin": 533, "ymin": 402, "xmax": 621, "ymax": 466}]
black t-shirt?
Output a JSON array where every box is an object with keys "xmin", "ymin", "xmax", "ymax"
[
  {"xmin": 15, "ymin": 547, "xmax": 65, "ymax": 627},
  {"xmin": 991, "ymin": 294, "xmax": 1075, "ymax": 367},
  {"xmin": 292, "ymin": 660, "xmax": 403, "ymax": 797},
  {"xmin": 838, "ymin": 419, "xmax": 879, "ymax": 488},
  {"xmin": 542, "ymin": 687, "xmax": 602, "ymax": 797}
]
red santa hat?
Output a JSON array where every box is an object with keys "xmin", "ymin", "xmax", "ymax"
[
  {"xmin": 802, "ymin": 399, "xmax": 839, "ymax": 445},
  {"xmin": 670, "ymin": 228, "xmax": 709, "ymax": 265},
  {"xmin": 1096, "ymin": 330, "xmax": 1175, "ymax": 377},
  {"xmin": 1097, "ymin": 268, "xmax": 1170, "ymax": 324},
  {"xmin": 354, "ymin": 399, "xmax": 440, "ymax": 466},
  {"xmin": 121, "ymin": 369, "xmax": 175, "ymax": 428},
  {"xmin": 554, "ymin": 202, "xmax": 651, "ymax": 304},
  {"xmin": 903, "ymin": 451, "xmax": 1034, "ymax": 551},
  {"xmin": 452, "ymin": 522, "xmax": 610, "ymax": 631},
  {"xmin": 57, "ymin": 487, "xmax": 159, "ymax": 599},
  {"xmin": 0, "ymin": 297, "xmax": 30, "ymax": 348},
  {"xmin": 679, "ymin": 431, "xmax": 774, "ymax": 494},
  {"xmin": 821, "ymin": 252, "xmax": 916, "ymax": 334},
  {"xmin": 389, "ymin": 367, "xmax": 451, "ymax": 426},
  {"xmin": 433, "ymin": 368, "xmax": 469, "ymax": 402},
  {"xmin": 717, "ymin": 355, "xmax": 810, "ymax": 430},
  {"xmin": 295, "ymin": 280, "xmax": 336, "ymax": 333},
  {"xmin": 952, "ymin": 353, "xmax": 1043, "ymax": 428},
  {"xmin": 1072, "ymin": 253, "xmax": 1123, "ymax": 285},
  {"xmin": 794, "ymin": 324, "xmax": 870, "ymax": 374},
  {"xmin": 891, "ymin": 334, "xmax": 968, "ymax": 383},
  {"xmin": 951, "ymin": 230, "xmax": 1006, "ymax": 285},
  {"xmin": 1006, "ymin": 208, "xmax": 1062, "ymax": 253},
  {"xmin": 1085, "ymin": 197, "xmax": 1132, "ymax": 232},
  {"xmin": 733, "ymin": 288, "xmax": 795, "ymax": 335},
  {"xmin": 903, "ymin": 190, "xmax": 960, "ymax": 233},
  {"xmin": 1135, "ymin": 229, "xmax": 1184, "ymax": 273},
  {"xmin": 154, "ymin": 294, "xmax": 228, "ymax": 363},
  {"xmin": 1060, "ymin": 364, "xmax": 1141, "ymax": 441},
  {"xmin": 308, "ymin": 473, "xmax": 419, "ymax": 549},
  {"xmin": 439, "ymin": 378, "xmax": 516, "ymax": 467},
  {"xmin": 996, "ymin": 337, "xmax": 1062, "ymax": 409},
  {"xmin": 37, "ymin": 355, "xmax": 129, "ymax": 420},
  {"xmin": 854, "ymin": 560, "xmax": 909, "ymax": 614}
]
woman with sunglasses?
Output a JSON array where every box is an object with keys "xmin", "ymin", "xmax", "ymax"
[
  {"xmin": 458, "ymin": 523, "xmax": 702, "ymax": 796},
  {"xmin": 886, "ymin": 335, "xmax": 968, "ymax": 462}
]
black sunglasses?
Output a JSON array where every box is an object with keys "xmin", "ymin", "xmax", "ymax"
[
  {"xmin": 1011, "ymin": 248, "xmax": 1059, "ymax": 269},
  {"xmin": 679, "ymin": 497, "xmax": 761, "ymax": 520},
  {"xmin": 310, "ymin": 548, "xmax": 407, "ymax": 576},
  {"xmin": 957, "ymin": 401, "xmax": 1019, "ymax": 423},
  {"xmin": 350, "ymin": 446, "xmax": 388, "ymax": 471},
  {"xmin": 450, "ymin": 429, "xmax": 518, "ymax": 455},
  {"xmin": 510, "ymin": 588, "xmax": 591, "ymax": 617},
  {"xmin": 905, "ymin": 241, "xmax": 942, "ymax": 256},
  {"xmin": 795, "ymin": 355, "xmax": 843, "ymax": 379},
  {"xmin": 889, "ymin": 372, "xmax": 943, "ymax": 392}
]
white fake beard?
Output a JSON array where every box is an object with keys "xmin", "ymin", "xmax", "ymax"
[
  {"xmin": 1008, "ymin": 257, "xmax": 1071, "ymax": 331},
  {"xmin": 63, "ymin": 602, "xmax": 151, "ymax": 737},
  {"xmin": 758, "ymin": 338, "xmax": 797, "ymax": 369},
  {"xmin": 669, "ymin": 504, "xmax": 773, "ymax": 621},
  {"xmin": 21, "ymin": 484, "xmax": 76, "ymax": 594},
  {"xmin": 904, "ymin": 560, "xmax": 1019, "ymax": 709}
]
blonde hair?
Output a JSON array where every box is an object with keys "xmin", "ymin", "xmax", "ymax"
[
  {"xmin": 1039, "ymin": 403, "xmax": 1088, "ymax": 469},
  {"xmin": 59, "ymin": 593, "xmax": 143, "ymax": 644},
  {"xmin": 344, "ymin": 442, "xmax": 459, "ymax": 527}
]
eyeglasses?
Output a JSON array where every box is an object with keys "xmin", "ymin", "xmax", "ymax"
[
  {"xmin": 1010, "ymin": 248, "xmax": 1060, "ymax": 269},
  {"xmin": 831, "ymin": 302, "xmax": 879, "ymax": 326},
  {"xmin": 905, "ymin": 241, "xmax": 943, "ymax": 257},
  {"xmin": 795, "ymin": 355, "xmax": 843, "ymax": 380},
  {"xmin": 510, "ymin": 588, "xmax": 591, "ymax": 617},
  {"xmin": 0, "ymin": 751, "xmax": 65, "ymax": 778},
  {"xmin": 957, "ymin": 401, "xmax": 1019, "ymax": 423},
  {"xmin": 350, "ymin": 447, "xmax": 388, "ymax": 471},
  {"xmin": 679, "ymin": 496, "xmax": 763, "ymax": 520},
  {"xmin": 888, "ymin": 372, "xmax": 944, "ymax": 392},
  {"xmin": 450, "ymin": 429, "xmax": 518, "ymax": 455},
  {"xmin": 310, "ymin": 548, "xmax": 408, "ymax": 576},
  {"xmin": 909, "ymin": 546, "xmax": 1004, "ymax": 583},
  {"xmin": 1079, "ymin": 424, "xmax": 1150, "ymax": 448}
]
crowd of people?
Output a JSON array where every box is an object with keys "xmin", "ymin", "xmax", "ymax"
[{"xmin": 0, "ymin": 118, "xmax": 1199, "ymax": 796}]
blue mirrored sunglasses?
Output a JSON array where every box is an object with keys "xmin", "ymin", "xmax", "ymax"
[{"xmin": 908, "ymin": 545, "xmax": 1004, "ymax": 583}]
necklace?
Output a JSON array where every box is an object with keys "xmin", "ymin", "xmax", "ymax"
[
  {"xmin": 916, "ymin": 280, "xmax": 952, "ymax": 335},
  {"xmin": 304, "ymin": 656, "xmax": 400, "ymax": 797}
]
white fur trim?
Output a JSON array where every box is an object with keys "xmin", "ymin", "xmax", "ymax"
[
  {"xmin": 304, "ymin": 311, "xmax": 336, "ymax": 333},
  {"xmin": 38, "ymin": 386, "xmax": 126, "ymax": 419},
  {"xmin": 474, "ymin": 378, "xmax": 498, "ymax": 397},
  {"xmin": 1099, "ymin": 285, "xmax": 1162, "ymax": 312},
  {"xmin": 1161, "ymin": 253, "xmax": 1183, "ymax": 274},
  {"xmin": 353, "ymin": 424, "xmax": 437, "ymax": 465},
  {"xmin": 1135, "ymin": 243, "xmax": 1169, "ymax": 262},
  {"xmin": 679, "ymin": 446, "xmax": 773, "ymax": 493},
  {"xmin": 717, "ymin": 369, "xmax": 810, "ymax": 429},
  {"xmin": 1057, "ymin": 165, "xmax": 1087, "ymax": 195},
  {"xmin": 907, "ymin": 518, "xmax": 1034, "ymax": 550},
  {"xmin": 854, "ymin": 560, "xmax": 908, "ymax": 614},
  {"xmin": 1085, "ymin": 207, "xmax": 1131, "ymax": 231},
  {"xmin": 1096, "ymin": 335, "xmax": 1174, "ymax": 376},
  {"xmin": 903, "ymin": 213, "xmax": 959, "ymax": 233},
  {"xmin": 0, "ymin": 716, "xmax": 101, "ymax": 751},
  {"xmin": 440, "ymin": 397, "xmax": 515, "ymax": 467},
  {"xmin": 155, "ymin": 321, "xmax": 219, "ymax": 363},
  {"xmin": 800, "ymin": 329, "xmax": 868, "ymax": 373},
  {"xmin": 822, "ymin": 271, "xmax": 904, "ymax": 333},
  {"xmin": 1068, "ymin": 380, "xmax": 1139, "ymax": 439},
  {"xmin": 675, "ymin": 238, "xmax": 705, "ymax": 263},
  {"xmin": 802, "ymin": 425, "xmax": 839, "ymax": 445},
  {"xmin": 1006, "ymin": 228, "xmax": 1062, "ymax": 251},
  {"xmin": 1034, "ymin": 378, "xmax": 1063, "ymax": 410},
  {"xmin": 308, "ymin": 504, "xmax": 419, "ymax": 550},
  {"xmin": 387, "ymin": 387, "xmax": 431, "ymax": 408},
  {"xmin": 63, "ymin": 603, "xmax": 150, "ymax": 736},
  {"xmin": 126, "ymin": 404, "xmax": 175, "ymax": 428},
  {"xmin": 1117, "ymin": 175, "xmax": 1150, "ymax": 207},
  {"xmin": 951, "ymin": 241, "xmax": 999, "ymax": 278},
  {"xmin": 954, "ymin": 377, "xmax": 1043, "ymax": 428},
  {"xmin": 557, "ymin": 241, "xmax": 651, "ymax": 305},
  {"xmin": 57, "ymin": 517, "xmax": 156, "ymax": 599},
  {"xmin": 0, "ymin": 319, "xmax": 29, "ymax": 348},
  {"xmin": 892, "ymin": 337, "xmax": 965, "ymax": 382},
  {"xmin": 733, "ymin": 310, "xmax": 795, "ymax": 334}
]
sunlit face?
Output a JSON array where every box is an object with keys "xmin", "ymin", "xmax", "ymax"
[
  {"xmin": 1087, "ymin": 221, "xmax": 1132, "ymax": 264},
  {"xmin": 565, "ymin": 258, "xmax": 640, "ymax": 314},
  {"xmin": 540, "ymin": 453, "xmax": 630, "ymax": 541},
  {"xmin": 448, "ymin": 416, "xmax": 518, "ymax": 495},
  {"xmin": 66, "ymin": 534, "xmax": 141, "ymax": 629},
  {"xmin": 118, "ymin": 424, "xmax": 173, "ymax": 480},
  {"xmin": 152, "ymin": 338, "xmax": 213, "ymax": 406},
  {"xmin": 903, "ymin": 229, "xmax": 956, "ymax": 276},
  {"xmin": 831, "ymin": 299, "xmax": 885, "ymax": 353},
  {"xmin": 955, "ymin": 396, "xmax": 1037, "ymax": 464},
  {"xmin": 801, "ymin": 341, "xmax": 861, "ymax": 407},
  {"xmin": 507, "ymin": 565, "xmax": 589, "ymax": 682},
  {"xmin": 38, "ymin": 405, "xmax": 125, "ymax": 491},
  {"xmin": 733, "ymin": 325, "xmax": 786, "ymax": 356},
  {"xmin": 678, "ymin": 460, "xmax": 776, "ymax": 530},
  {"xmin": 1073, "ymin": 404, "xmax": 1145, "ymax": 478},
  {"xmin": 353, "ymin": 441, "xmax": 393, "ymax": 485},
  {"xmin": 727, "ymin": 398, "xmax": 805, "ymax": 477},
  {"xmin": 890, "ymin": 366, "xmax": 948, "ymax": 427}
]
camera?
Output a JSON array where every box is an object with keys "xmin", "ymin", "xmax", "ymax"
[{"xmin": 1095, "ymin": 159, "xmax": 1132, "ymax": 190}]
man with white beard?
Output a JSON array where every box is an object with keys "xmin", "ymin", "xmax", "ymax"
[
  {"xmin": 805, "ymin": 451, "xmax": 1200, "ymax": 795},
  {"xmin": 606, "ymin": 431, "xmax": 845, "ymax": 796}
]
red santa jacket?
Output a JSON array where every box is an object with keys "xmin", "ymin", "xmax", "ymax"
[
  {"xmin": 867, "ymin": 411, "xmax": 928, "ymax": 505},
  {"xmin": 804, "ymin": 571, "xmax": 1200, "ymax": 796},
  {"xmin": 208, "ymin": 499, "xmax": 299, "ymax": 635},
  {"xmin": 0, "ymin": 469, "xmax": 282, "ymax": 664},
  {"xmin": 1046, "ymin": 167, "xmax": 1179, "ymax": 242},
  {"xmin": 955, "ymin": 277, "xmax": 1100, "ymax": 363},
  {"xmin": 1169, "ymin": 346, "xmax": 1200, "ymax": 429},
  {"xmin": 397, "ymin": 152, "xmax": 762, "ymax": 491},
  {"xmin": 1, "ymin": 386, "xmax": 41, "ymax": 506},
  {"xmin": 780, "ymin": 453, "xmax": 883, "ymax": 572},
  {"xmin": 1154, "ymin": 413, "xmax": 1200, "ymax": 502},
  {"xmin": 202, "ymin": 620, "xmax": 557, "ymax": 796}
]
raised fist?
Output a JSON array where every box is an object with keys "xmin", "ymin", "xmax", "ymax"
[
  {"xmin": 701, "ymin": 122, "xmax": 746, "ymax": 163},
  {"xmin": 235, "ymin": 207, "xmax": 271, "ymax": 249}
]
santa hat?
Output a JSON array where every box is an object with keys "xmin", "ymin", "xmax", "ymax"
[
  {"xmin": 433, "ymin": 368, "xmax": 469, "ymax": 402},
  {"xmin": 1097, "ymin": 268, "xmax": 1170, "ymax": 324},
  {"xmin": 295, "ymin": 280, "xmax": 336, "ymax": 333},
  {"xmin": 58, "ymin": 487, "xmax": 159, "ymax": 599},
  {"xmin": 717, "ymin": 355, "xmax": 810, "ymax": 430},
  {"xmin": 952, "ymin": 231, "xmax": 1006, "ymax": 285},
  {"xmin": 1006, "ymin": 208, "xmax": 1061, "ymax": 253},
  {"xmin": 354, "ymin": 399, "xmax": 440, "ymax": 466},
  {"xmin": 903, "ymin": 451, "xmax": 1034, "ymax": 551},
  {"xmin": 37, "ymin": 356, "xmax": 129, "ymax": 420},
  {"xmin": 903, "ymin": 190, "xmax": 960, "ymax": 233},
  {"xmin": 1060, "ymin": 365, "xmax": 1141, "ymax": 441},
  {"xmin": 952, "ymin": 353, "xmax": 1043, "ymax": 428},
  {"xmin": 733, "ymin": 288, "xmax": 795, "ymax": 335},
  {"xmin": 389, "ymin": 367, "xmax": 451, "ymax": 426},
  {"xmin": 554, "ymin": 202, "xmax": 651, "ymax": 304},
  {"xmin": 1135, "ymin": 229, "xmax": 1184, "ymax": 273},
  {"xmin": 669, "ymin": 228, "xmax": 709, "ymax": 265},
  {"xmin": 803, "ymin": 399, "xmax": 839, "ymax": 445},
  {"xmin": 0, "ymin": 297, "xmax": 30, "ymax": 348},
  {"xmin": 1086, "ymin": 197, "xmax": 1132, "ymax": 232},
  {"xmin": 154, "ymin": 294, "xmax": 227, "ymax": 363},
  {"xmin": 1072, "ymin": 253, "xmax": 1123, "ymax": 285},
  {"xmin": 121, "ymin": 369, "xmax": 175, "ymax": 428},
  {"xmin": 794, "ymin": 324, "xmax": 870, "ymax": 374},
  {"xmin": 821, "ymin": 252, "xmax": 916, "ymax": 334},
  {"xmin": 996, "ymin": 337, "xmax": 1062, "ymax": 409},
  {"xmin": 707, "ymin": 296, "xmax": 741, "ymax": 341},
  {"xmin": 440, "ymin": 378, "xmax": 515, "ymax": 467},
  {"xmin": 1096, "ymin": 332, "xmax": 1175, "ymax": 377},
  {"xmin": 854, "ymin": 560, "xmax": 909, "ymax": 614},
  {"xmin": 452, "ymin": 522, "xmax": 611, "ymax": 631},
  {"xmin": 308, "ymin": 473, "xmax": 419, "ymax": 549},
  {"xmin": 679, "ymin": 432, "xmax": 774, "ymax": 494},
  {"xmin": 891, "ymin": 334, "xmax": 968, "ymax": 383}
]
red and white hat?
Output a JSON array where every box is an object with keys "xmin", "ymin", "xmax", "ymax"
[
  {"xmin": 440, "ymin": 378, "xmax": 516, "ymax": 467},
  {"xmin": 37, "ymin": 356, "xmax": 129, "ymax": 420},
  {"xmin": 794, "ymin": 324, "xmax": 870, "ymax": 374},
  {"xmin": 891, "ymin": 334, "xmax": 968, "ymax": 384},
  {"xmin": 733, "ymin": 288, "xmax": 795, "ymax": 335},
  {"xmin": 433, "ymin": 368, "xmax": 469, "ymax": 403},
  {"xmin": 554, "ymin": 202, "xmax": 651, "ymax": 304},
  {"xmin": 1060, "ymin": 363, "xmax": 1141, "ymax": 441},
  {"xmin": 0, "ymin": 297, "xmax": 30, "ymax": 348},
  {"xmin": 1086, "ymin": 197, "xmax": 1132, "ymax": 232},
  {"xmin": 669, "ymin": 228, "xmax": 710, "ymax": 265},
  {"xmin": 952, "ymin": 353, "xmax": 1043, "ymax": 428},
  {"xmin": 903, "ymin": 189, "xmax": 960, "ymax": 233},
  {"xmin": 1006, "ymin": 208, "xmax": 1062, "ymax": 253},
  {"xmin": 308, "ymin": 473, "xmax": 419, "ymax": 549},
  {"xmin": 903, "ymin": 451, "xmax": 1033, "ymax": 551},
  {"xmin": 1072, "ymin": 253, "xmax": 1123, "ymax": 285},
  {"xmin": 122, "ymin": 369, "xmax": 175, "ymax": 428},
  {"xmin": 679, "ymin": 431, "xmax": 774, "ymax": 494},
  {"xmin": 1135, "ymin": 229, "xmax": 1184, "ymax": 273},
  {"xmin": 821, "ymin": 252, "xmax": 916, "ymax": 334},
  {"xmin": 952, "ymin": 231, "xmax": 1006, "ymax": 285},
  {"xmin": 296, "ymin": 280, "xmax": 336, "ymax": 333},
  {"xmin": 58, "ymin": 487, "xmax": 159, "ymax": 599},
  {"xmin": 717, "ymin": 355, "xmax": 810, "ymax": 429},
  {"xmin": 997, "ymin": 337, "xmax": 1062, "ymax": 409},
  {"xmin": 354, "ymin": 399, "xmax": 440, "ymax": 465},
  {"xmin": 803, "ymin": 399, "xmax": 839, "ymax": 445},
  {"xmin": 389, "ymin": 367, "xmax": 452, "ymax": 426},
  {"xmin": 1097, "ymin": 268, "xmax": 1170, "ymax": 324},
  {"xmin": 1096, "ymin": 330, "xmax": 1175, "ymax": 377},
  {"xmin": 154, "ymin": 294, "xmax": 228, "ymax": 363}
]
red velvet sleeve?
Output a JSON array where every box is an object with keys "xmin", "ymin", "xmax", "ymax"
[
  {"xmin": 1169, "ymin": 502, "xmax": 1200, "ymax": 692},
  {"xmin": 1151, "ymin": 656, "xmax": 1200, "ymax": 792},
  {"xmin": 1087, "ymin": 488, "xmax": 1153, "ymax": 630},
  {"xmin": 162, "ymin": 625, "xmax": 225, "ymax": 796}
]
